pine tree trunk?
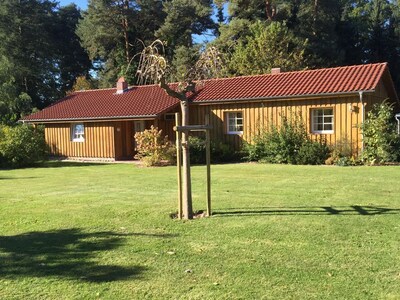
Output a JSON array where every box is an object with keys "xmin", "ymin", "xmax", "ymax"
[
  {"xmin": 180, "ymin": 100, "xmax": 193, "ymax": 219},
  {"xmin": 122, "ymin": 0, "xmax": 130, "ymax": 64}
]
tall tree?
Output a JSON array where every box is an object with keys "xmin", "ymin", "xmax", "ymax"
[
  {"xmin": 156, "ymin": 0, "xmax": 215, "ymax": 50},
  {"xmin": 136, "ymin": 41, "xmax": 223, "ymax": 219},
  {"xmin": 228, "ymin": 21, "xmax": 307, "ymax": 75},
  {"xmin": 77, "ymin": 0, "xmax": 138, "ymax": 86},
  {"xmin": 0, "ymin": 0, "xmax": 92, "ymax": 124},
  {"xmin": 55, "ymin": 4, "xmax": 92, "ymax": 94}
]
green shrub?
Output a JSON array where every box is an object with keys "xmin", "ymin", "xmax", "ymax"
[
  {"xmin": 134, "ymin": 126, "xmax": 175, "ymax": 166},
  {"xmin": 244, "ymin": 115, "xmax": 329, "ymax": 165},
  {"xmin": 188, "ymin": 136, "xmax": 206, "ymax": 164},
  {"xmin": 0, "ymin": 124, "xmax": 47, "ymax": 168},
  {"xmin": 361, "ymin": 101, "xmax": 400, "ymax": 165},
  {"xmin": 325, "ymin": 137, "xmax": 356, "ymax": 166},
  {"xmin": 297, "ymin": 141, "xmax": 330, "ymax": 165},
  {"xmin": 188, "ymin": 136, "xmax": 239, "ymax": 164}
]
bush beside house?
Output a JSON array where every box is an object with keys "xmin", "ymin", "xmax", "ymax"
[
  {"xmin": 0, "ymin": 124, "xmax": 47, "ymax": 168},
  {"xmin": 243, "ymin": 116, "xmax": 329, "ymax": 165}
]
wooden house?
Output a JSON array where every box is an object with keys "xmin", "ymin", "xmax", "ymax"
[{"xmin": 22, "ymin": 63, "xmax": 398, "ymax": 160}]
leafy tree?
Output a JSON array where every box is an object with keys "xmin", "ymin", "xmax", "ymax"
[
  {"xmin": 136, "ymin": 40, "xmax": 223, "ymax": 219},
  {"xmin": 0, "ymin": 124, "xmax": 47, "ymax": 168},
  {"xmin": 156, "ymin": 0, "xmax": 215, "ymax": 51},
  {"xmin": 0, "ymin": 0, "xmax": 91, "ymax": 124},
  {"xmin": 0, "ymin": 55, "xmax": 32, "ymax": 125},
  {"xmin": 228, "ymin": 21, "xmax": 307, "ymax": 75},
  {"xmin": 361, "ymin": 101, "xmax": 400, "ymax": 165},
  {"xmin": 55, "ymin": 5, "xmax": 92, "ymax": 94},
  {"xmin": 77, "ymin": 0, "xmax": 137, "ymax": 87}
]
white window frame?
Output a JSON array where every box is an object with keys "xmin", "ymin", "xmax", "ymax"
[
  {"xmin": 226, "ymin": 111, "xmax": 244, "ymax": 134},
  {"xmin": 71, "ymin": 123, "xmax": 85, "ymax": 142},
  {"xmin": 311, "ymin": 108, "xmax": 334, "ymax": 134},
  {"xmin": 134, "ymin": 120, "xmax": 145, "ymax": 133}
]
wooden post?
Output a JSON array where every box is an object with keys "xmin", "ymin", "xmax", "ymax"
[
  {"xmin": 175, "ymin": 113, "xmax": 183, "ymax": 219},
  {"xmin": 205, "ymin": 114, "xmax": 211, "ymax": 216}
]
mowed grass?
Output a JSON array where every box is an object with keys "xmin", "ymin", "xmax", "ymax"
[{"xmin": 0, "ymin": 162, "xmax": 399, "ymax": 300}]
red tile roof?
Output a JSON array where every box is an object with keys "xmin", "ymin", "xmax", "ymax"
[
  {"xmin": 190, "ymin": 62, "xmax": 390, "ymax": 102},
  {"xmin": 23, "ymin": 85, "xmax": 180, "ymax": 122},
  {"xmin": 23, "ymin": 63, "xmax": 395, "ymax": 122}
]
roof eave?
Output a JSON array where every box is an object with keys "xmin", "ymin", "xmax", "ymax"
[
  {"xmin": 192, "ymin": 90, "xmax": 376, "ymax": 105},
  {"xmin": 21, "ymin": 114, "xmax": 158, "ymax": 124}
]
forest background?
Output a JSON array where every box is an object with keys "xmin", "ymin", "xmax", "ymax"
[{"xmin": 0, "ymin": 0, "xmax": 399, "ymax": 125}]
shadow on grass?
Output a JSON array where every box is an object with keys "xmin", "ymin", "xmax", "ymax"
[
  {"xmin": 214, "ymin": 205, "xmax": 400, "ymax": 217},
  {"xmin": 37, "ymin": 161, "xmax": 109, "ymax": 168},
  {"xmin": 0, "ymin": 228, "xmax": 175, "ymax": 282},
  {"xmin": 0, "ymin": 177, "xmax": 39, "ymax": 180}
]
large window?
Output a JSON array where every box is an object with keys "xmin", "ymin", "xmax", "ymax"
[
  {"xmin": 226, "ymin": 112, "xmax": 243, "ymax": 134},
  {"xmin": 71, "ymin": 123, "xmax": 85, "ymax": 142},
  {"xmin": 311, "ymin": 108, "xmax": 334, "ymax": 134}
]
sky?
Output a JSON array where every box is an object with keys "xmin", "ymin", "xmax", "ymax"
[{"xmin": 59, "ymin": 0, "xmax": 87, "ymax": 9}]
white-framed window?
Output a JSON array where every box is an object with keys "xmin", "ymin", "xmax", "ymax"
[
  {"xmin": 311, "ymin": 108, "xmax": 334, "ymax": 134},
  {"xmin": 71, "ymin": 123, "xmax": 85, "ymax": 142},
  {"xmin": 226, "ymin": 112, "xmax": 243, "ymax": 134},
  {"xmin": 134, "ymin": 120, "xmax": 145, "ymax": 133}
]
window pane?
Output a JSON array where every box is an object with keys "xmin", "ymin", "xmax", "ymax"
[{"xmin": 324, "ymin": 124, "xmax": 332, "ymax": 131}]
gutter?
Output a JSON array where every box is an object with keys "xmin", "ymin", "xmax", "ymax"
[
  {"xmin": 359, "ymin": 91, "xmax": 365, "ymax": 153},
  {"xmin": 20, "ymin": 114, "xmax": 158, "ymax": 124},
  {"xmin": 193, "ymin": 90, "xmax": 375, "ymax": 105}
]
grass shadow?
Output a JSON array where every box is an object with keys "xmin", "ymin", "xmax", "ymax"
[
  {"xmin": 0, "ymin": 229, "xmax": 175, "ymax": 282},
  {"xmin": 214, "ymin": 205, "xmax": 400, "ymax": 217}
]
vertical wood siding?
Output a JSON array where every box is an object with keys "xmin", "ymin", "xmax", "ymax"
[
  {"xmin": 190, "ymin": 95, "xmax": 379, "ymax": 155},
  {"xmin": 45, "ymin": 122, "xmax": 115, "ymax": 158}
]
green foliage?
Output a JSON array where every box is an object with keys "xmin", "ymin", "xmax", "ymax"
[
  {"xmin": 0, "ymin": 125, "xmax": 47, "ymax": 168},
  {"xmin": 134, "ymin": 126, "xmax": 175, "ymax": 166},
  {"xmin": 244, "ymin": 114, "xmax": 327, "ymax": 165},
  {"xmin": 155, "ymin": 0, "xmax": 215, "ymax": 49},
  {"xmin": 189, "ymin": 136, "xmax": 239, "ymax": 164},
  {"xmin": 325, "ymin": 136, "xmax": 357, "ymax": 166},
  {"xmin": 0, "ymin": 1, "xmax": 91, "ymax": 124},
  {"xmin": 229, "ymin": 21, "xmax": 307, "ymax": 75},
  {"xmin": 297, "ymin": 140, "xmax": 330, "ymax": 165},
  {"xmin": 361, "ymin": 101, "xmax": 400, "ymax": 165}
]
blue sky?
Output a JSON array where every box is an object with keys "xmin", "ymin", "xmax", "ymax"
[{"xmin": 59, "ymin": 0, "xmax": 87, "ymax": 9}]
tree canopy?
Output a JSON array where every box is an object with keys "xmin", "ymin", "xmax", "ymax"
[{"xmin": 0, "ymin": 0, "xmax": 399, "ymax": 125}]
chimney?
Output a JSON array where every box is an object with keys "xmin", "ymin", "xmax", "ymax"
[
  {"xmin": 116, "ymin": 77, "xmax": 128, "ymax": 94},
  {"xmin": 271, "ymin": 68, "xmax": 281, "ymax": 75}
]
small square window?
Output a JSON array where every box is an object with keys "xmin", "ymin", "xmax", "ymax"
[
  {"xmin": 164, "ymin": 113, "xmax": 176, "ymax": 121},
  {"xmin": 226, "ymin": 112, "xmax": 243, "ymax": 134},
  {"xmin": 71, "ymin": 123, "xmax": 84, "ymax": 142},
  {"xmin": 311, "ymin": 108, "xmax": 334, "ymax": 134}
]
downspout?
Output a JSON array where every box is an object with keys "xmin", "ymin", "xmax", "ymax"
[
  {"xmin": 359, "ymin": 91, "xmax": 365, "ymax": 153},
  {"xmin": 395, "ymin": 113, "xmax": 400, "ymax": 135}
]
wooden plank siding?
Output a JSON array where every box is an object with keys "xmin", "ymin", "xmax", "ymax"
[
  {"xmin": 45, "ymin": 122, "xmax": 115, "ymax": 159},
  {"xmin": 43, "ymin": 79, "xmax": 393, "ymax": 160},
  {"xmin": 190, "ymin": 95, "xmax": 368, "ymax": 154}
]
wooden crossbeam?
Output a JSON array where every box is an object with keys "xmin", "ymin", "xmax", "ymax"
[{"xmin": 174, "ymin": 125, "xmax": 213, "ymax": 132}]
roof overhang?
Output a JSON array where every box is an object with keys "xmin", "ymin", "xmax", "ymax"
[
  {"xmin": 21, "ymin": 114, "xmax": 158, "ymax": 124},
  {"xmin": 192, "ymin": 90, "xmax": 375, "ymax": 105}
]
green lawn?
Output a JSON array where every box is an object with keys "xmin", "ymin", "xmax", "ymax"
[{"xmin": 0, "ymin": 162, "xmax": 399, "ymax": 299}]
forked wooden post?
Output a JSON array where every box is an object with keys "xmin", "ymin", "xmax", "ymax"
[
  {"xmin": 175, "ymin": 112, "xmax": 183, "ymax": 219},
  {"xmin": 173, "ymin": 122, "xmax": 213, "ymax": 219},
  {"xmin": 205, "ymin": 114, "xmax": 211, "ymax": 216}
]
